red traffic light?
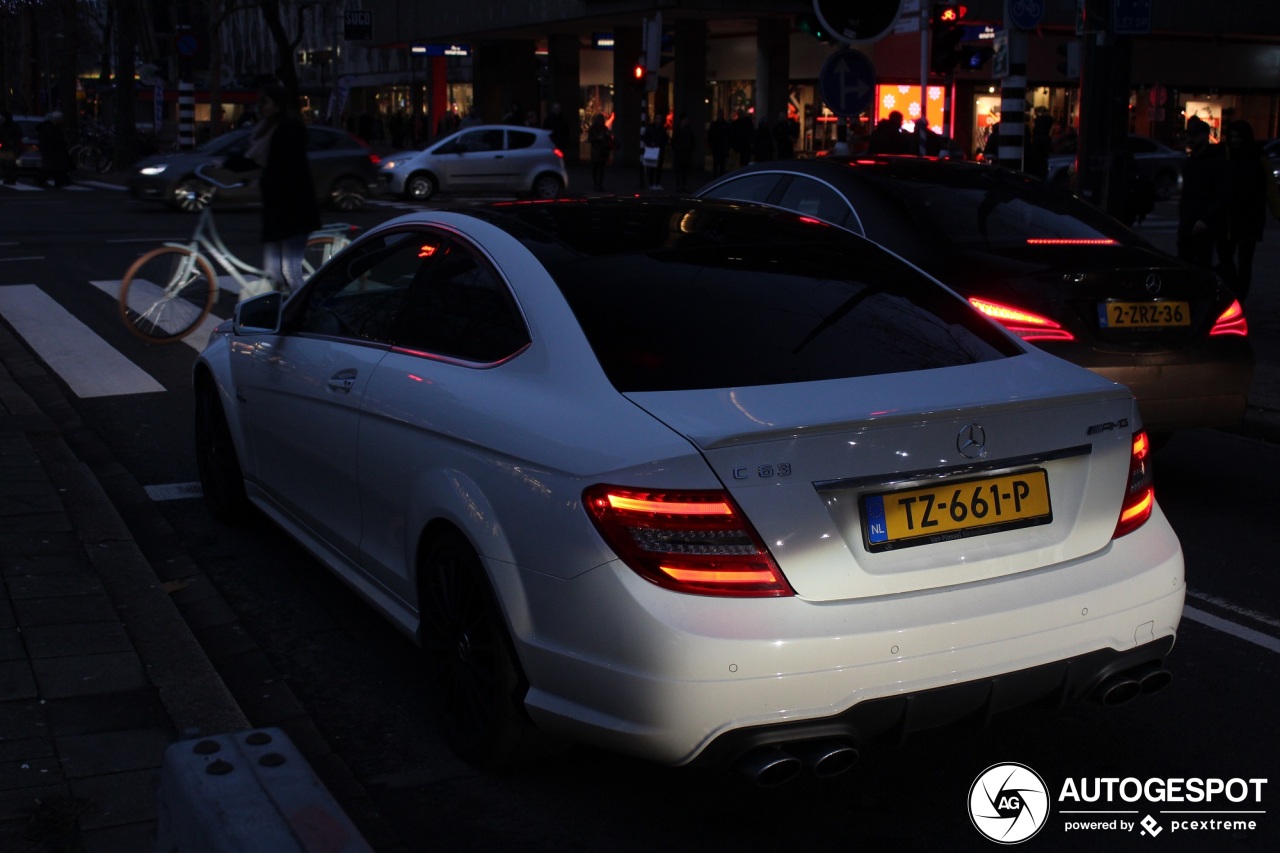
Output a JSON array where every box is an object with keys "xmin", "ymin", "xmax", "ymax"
[
  {"xmin": 936, "ymin": 4, "xmax": 967, "ymax": 23},
  {"xmin": 632, "ymin": 63, "xmax": 646, "ymax": 81}
]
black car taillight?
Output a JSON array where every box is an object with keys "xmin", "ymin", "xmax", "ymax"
[
  {"xmin": 1113, "ymin": 430, "xmax": 1154, "ymax": 539},
  {"xmin": 1209, "ymin": 299, "xmax": 1247, "ymax": 337},
  {"xmin": 969, "ymin": 297, "xmax": 1075, "ymax": 342},
  {"xmin": 583, "ymin": 485, "xmax": 793, "ymax": 597}
]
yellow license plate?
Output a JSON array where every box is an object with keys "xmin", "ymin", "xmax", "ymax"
[
  {"xmin": 862, "ymin": 469, "xmax": 1052, "ymax": 551},
  {"xmin": 1099, "ymin": 300, "xmax": 1191, "ymax": 328}
]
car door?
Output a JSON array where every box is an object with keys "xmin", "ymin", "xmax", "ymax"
[
  {"xmin": 230, "ymin": 230, "xmax": 433, "ymax": 561},
  {"xmin": 501, "ymin": 128, "xmax": 543, "ymax": 189},
  {"xmin": 356, "ymin": 233, "xmax": 532, "ymax": 600},
  {"xmin": 432, "ymin": 127, "xmax": 506, "ymax": 190}
]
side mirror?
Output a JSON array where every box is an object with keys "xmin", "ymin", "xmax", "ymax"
[{"xmin": 234, "ymin": 291, "xmax": 284, "ymax": 335}]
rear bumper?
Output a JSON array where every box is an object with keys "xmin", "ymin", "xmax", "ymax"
[{"xmin": 502, "ymin": 505, "xmax": 1185, "ymax": 766}]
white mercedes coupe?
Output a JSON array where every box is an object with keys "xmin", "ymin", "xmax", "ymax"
[{"xmin": 193, "ymin": 197, "xmax": 1184, "ymax": 785}]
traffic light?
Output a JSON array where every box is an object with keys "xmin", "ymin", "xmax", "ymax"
[
  {"xmin": 931, "ymin": 5, "xmax": 967, "ymax": 75},
  {"xmin": 630, "ymin": 58, "xmax": 648, "ymax": 93}
]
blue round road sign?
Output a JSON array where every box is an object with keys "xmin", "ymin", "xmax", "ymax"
[
  {"xmin": 1009, "ymin": 0, "xmax": 1045, "ymax": 31},
  {"xmin": 819, "ymin": 49, "xmax": 876, "ymax": 119}
]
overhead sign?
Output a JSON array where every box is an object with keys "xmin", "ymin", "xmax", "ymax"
[
  {"xmin": 819, "ymin": 48, "xmax": 876, "ymax": 119},
  {"xmin": 814, "ymin": 0, "xmax": 903, "ymax": 44},
  {"xmin": 1113, "ymin": 0, "xmax": 1152, "ymax": 34},
  {"xmin": 1008, "ymin": 0, "xmax": 1044, "ymax": 31},
  {"xmin": 344, "ymin": 10, "xmax": 373, "ymax": 41}
]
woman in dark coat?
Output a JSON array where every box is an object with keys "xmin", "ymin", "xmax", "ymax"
[{"xmin": 235, "ymin": 84, "xmax": 321, "ymax": 296}]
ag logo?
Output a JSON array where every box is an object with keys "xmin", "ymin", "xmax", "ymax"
[{"xmin": 969, "ymin": 762, "xmax": 1050, "ymax": 844}]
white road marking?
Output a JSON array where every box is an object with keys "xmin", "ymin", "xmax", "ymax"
[
  {"xmin": 89, "ymin": 279, "xmax": 225, "ymax": 352},
  {"xmin": 0, "ymin": 284, "xmax": 164, "ymax": 397},
  {"xmin": 1183, "ymin": 606, "xmax": 1280, "ymax": 656}
]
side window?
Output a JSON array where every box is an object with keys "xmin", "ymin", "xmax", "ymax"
[
  {"xmin": 775, "ymin": 177, "xmax": 856, "ymax": 230},
  {"xmin": 507, "ymin": 130, "xmax": 537, "ymax": 150},
  {"xmin": 391, "ymin": 243, "xmax": 530, "ymax": 364},
  {"xmin": 700, "ymin": 174, "xmax": 781, "ymax": 205},
  {"xmin": 295, "ymin": 231, "xmax": 443, "ymax": 344}
]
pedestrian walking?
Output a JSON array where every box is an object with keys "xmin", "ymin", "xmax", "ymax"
[
  {"xmin": 671, "ymin": 113, "xmax": 696, "ymax": 191},
  {"xmin": 1176, "ymin": 116, "xmax": 1231, "ymax": 271},
  {"xmin": 707, "ymin": 110, "xmax": 731, "ymax": 178},
  {"xmin": 1216, "ymin": 119, "xmax": 1280, "ymax": 299},
  {"xmin": 543, "ymin": 102, "xmax": 571, "ymax": 153},
  {"xmin": 225, "ymin": 84, "xmax": 322, "ymax": 298},
  {"xmin": 772, "ymin": 111, "xmax": 797, "ymax": 160},
  {"xmin": 586, "ymin": 112, "xmax": 613, "ymax": 191},
  {"xmin": 0, "ymin": 111, "xmax": 22, "ymax": 185},
  {"xmin": 868, "ymin": 111, "xmax": 907, "ymax": 154},
  {"xmin": 36, "ymin": 111, "xmax": 71, "ymax": 187},
  {"xmin": 642, "ymin": 116, "xmax": 669, "ymax": 190}
]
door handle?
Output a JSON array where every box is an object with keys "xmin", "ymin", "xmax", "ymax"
[{"xmin": 327, "ymin": 369, "xmax": 357, "ymax": 393}]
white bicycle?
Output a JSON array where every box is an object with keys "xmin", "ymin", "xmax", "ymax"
[{"xmin": 117, "ymin": 164, "xmax": 355, "ymax": 344}]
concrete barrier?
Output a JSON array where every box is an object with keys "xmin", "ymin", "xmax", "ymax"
[{"xmin": 155, "ymin": 728, "xmax": 372, "ymax": 852}]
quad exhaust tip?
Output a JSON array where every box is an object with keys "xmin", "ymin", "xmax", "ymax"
[
  {"xmin": 1095, "ymin": 662, "xmax": 1173, "ymax": 706},
  {"xmin": 735, "ymin": 740, "xmax": 860, "ymax": 787}
]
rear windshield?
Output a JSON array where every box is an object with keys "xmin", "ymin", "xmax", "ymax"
[
  {"xmin": 872, "ymin": 168, "xmax": 1135, "ymax": 251},
  {"xmin": 480, "ymin": 201, "xmax": 1019, "ymax": 392}
]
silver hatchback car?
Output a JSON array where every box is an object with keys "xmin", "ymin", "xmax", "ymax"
[{"xmin": 380, "ymin": 124, "xmax": 568, "ymax": 201}]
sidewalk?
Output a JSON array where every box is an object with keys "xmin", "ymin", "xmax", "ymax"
[
  {"xmin": 0, "ymin": 323, "xmax": 384, "ymax": 851},
  {"xmin": 0, "ymin": 323, "xmax": 249, "ymax": 849}
]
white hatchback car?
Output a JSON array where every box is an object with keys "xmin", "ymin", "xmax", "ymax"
[
  {"xmin": 193, "ymin": 198, "xmax": 1184, "ymax": 782},
  {"xmin": 379, "ymin": 124, "xmax": 567, "ymax": 201}
]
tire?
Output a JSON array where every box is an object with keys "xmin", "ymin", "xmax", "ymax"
[
  {"xmin": 194, "ymin": 374, "xmax": 249, "ymax": 523},
  {"xmin": 303, "ymin": 235, "xmax": 345, "ymax": 279},
  {"xmin": 118, "ymin": 246, "xmax": 217, "ymax": 344},
  {"xmin": 328, "ymin": 177, "xmax": 367, "ymax": 211},
  {"xmin": 418, "ymin": 530, "xmax": 543, "ymax": 767},
  {"xmin": 405, "ymin": 172, "xmax": 436, "ymax": 201},
  {"xmin": 530, "ymin": 173, "xmax": 563, "ymax": 199},
  {"xmin": 171, "ymin": 176, "xmax": 212, "ymax": 212}
]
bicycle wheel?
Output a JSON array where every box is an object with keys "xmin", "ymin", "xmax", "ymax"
[
  {"xmin": 118, "ymin": 246, "xmax": 218, "ymax": 344},
  {"xmin": 303, "ymin": 234, "xmax": 347, "ymax": 278},
  {"xmin": 75, "ymin": 144, "xmax": 105, "ymax": 173}
]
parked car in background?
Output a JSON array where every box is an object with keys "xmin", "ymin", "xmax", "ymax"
[
  {"xmin": 379, "ymin": 124, "xmax": 567, "ymax": 200},
  {"xmin": 1048, "ymin": 134, "xmax": 1186, "ymax": 199},
  {"xmin": 698, "ymin": 157, "xmax": 1253, "ymax": 437},
  {"xmin": 194, "ymin": 197, "xmax": 1183, "ymax": 778},
  {"xmin": 128, "ymin": 124, "xmax": 380, "ymax": 212},
  {"xmin": 9, "ymin": 115, "xmax": 43, "ymax": 174}
]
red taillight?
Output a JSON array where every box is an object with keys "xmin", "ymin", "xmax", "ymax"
[
  {"xmin": 367, "ymin": 153, "xmax": 382, "ymax": 166},
  {"xmin": 583, "ymin": 485, "xmax": 793, "ymax": 597},
  {"xmin": 1025, "ymin": 238, "xmax": 1117, "ymax": 246},
  {"xmin": 1209, "ymin": 299, "xmax": 1248, "ymax": 337},
  {"xmin": 1113, "ymin": 430, "xmax": 1154, "ymax": 539},
  {"xmin": 969, "ymin": 297, "xmax": 1075, "ymax": 342},
  {"xmin": 553, "ymin": 148, "xmax": 564, "ymax": 159}
]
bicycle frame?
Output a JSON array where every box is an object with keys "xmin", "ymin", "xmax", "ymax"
[{"xmin": 169, "ymin": 168, "xmax": 354, "ymax": 299}]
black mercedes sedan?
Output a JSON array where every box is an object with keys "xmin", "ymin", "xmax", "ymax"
[{"xmin": 698, "ymin": 156, "xmax": 1253, "ymax": 436}]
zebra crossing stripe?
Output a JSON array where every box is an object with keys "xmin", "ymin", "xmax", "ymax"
[
  {"xmin": 0, "ymin": 284, "xmax": 165, "ymax": 397},
  {"xmin": 89, "ymin": 279, "xmax": 226, "ymax": 352}
]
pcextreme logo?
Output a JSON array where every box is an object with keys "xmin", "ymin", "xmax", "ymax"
[
  {"xmin": 969, "ymin": 763, "xmax": 1051, "ymax": 844},
  {"xmin": 968, "ymin": 764, "xmax": 1270, "ymax": 844}
]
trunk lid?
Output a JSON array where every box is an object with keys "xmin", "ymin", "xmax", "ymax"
[{"xmin": 625, "ymin": 353, "xmax": 1139, "ymax": 601}]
